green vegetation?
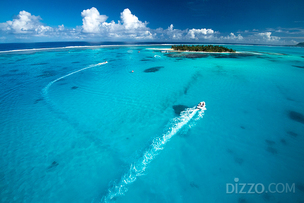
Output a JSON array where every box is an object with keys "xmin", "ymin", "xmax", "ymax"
[
  {"xmin": 295, "ymin": 42, "xmax": 304, "ymax": 47},
  {"xmin": 171, "ymin": 45, "xmax": 236, "ymax": 52}
]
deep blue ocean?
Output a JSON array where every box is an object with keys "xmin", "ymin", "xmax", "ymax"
[{"xmin": 0, "ymin": 42, "xmax": 304, "ymax": 203}]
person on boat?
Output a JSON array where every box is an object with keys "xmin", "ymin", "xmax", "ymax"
[{"xmin": 199, "ymin": 102, "xmax": 205, "ymax": 107}]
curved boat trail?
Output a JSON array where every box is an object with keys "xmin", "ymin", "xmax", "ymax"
[
  {"xmin": 42, "ymin": 61, "xmax": 108, "ymax": 95},
  {"xmin": 41, "ymin": 62, "xmax": 108, "ymax": 130}
]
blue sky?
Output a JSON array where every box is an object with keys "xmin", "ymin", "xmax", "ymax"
[{"xmin": 0, "ymin": 0, "xmax": 303, "ymax": 44}]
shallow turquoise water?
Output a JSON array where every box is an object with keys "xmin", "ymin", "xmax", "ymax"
[{"xmin": 0, "ymin": 44, "xmax": 304, "ymax": 202}]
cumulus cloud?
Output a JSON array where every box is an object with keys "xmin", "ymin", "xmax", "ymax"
[
  {"xmin": 120, "ymin": 8, "xmax": 147, "ymax": 30},
  {"xmin": 221, "ymin": 33, "xmax": 243, "ymax": 40},
  {"xmin": 58, "ymin": 24, "xmax": 64, "ymax": 31},
  {"xmin": 0, "ymin": 10, "xmax": 52, "ymax": 34},
  {"xmin": 165, "ymin": 24, "xmax": 184, "ymax": 39},
  {"xmin": 81, "ymin": 8, "xmax": 153, "ymax": 40},
  {"xmin": 257, "ymin": 32, "xmax": 280, "ymax": 41},
  {"xmin": 81, "ymin": 7, "xmax": 108, "ymax": 33},
  {"xmin": 186, "ymin": 28, "xmax": 215, "ymax": 40}
]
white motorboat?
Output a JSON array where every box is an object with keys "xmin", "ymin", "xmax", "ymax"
[
  {"xmin": 197, "ymin": 101, "xmax": 205, "ymax": 110},
  {"xmin": 97, "ymin": 61, "xmax": 108, "ymax": 65}
]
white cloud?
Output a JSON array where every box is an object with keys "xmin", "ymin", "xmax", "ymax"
[
  {"xmin": 120, "ymin": 8, "xmax": 147, "ymax": 30},
  {"xmin": 81, "ymin": 7, "xmax": 108, "ymax": 33},
  {"xmin": 58, "ymin": 24, "xmax": 64, "ymax": 31},
  {"xmin": 257, "ymin": 32, "xmax": 280, "ymax": 41},
  {"xmin": 0, "ymin": 10, "xmax": 52, "ymax": 34},
  {"xmin": 84, "ymin": 8, "xmax": 153, "ymax": 40},
  {"xmin": 165, "ymin": 24, "xmax": 184, "ymax": 39},
  {"xmin": 101, "ymin": 21, "xmax": 123, "ymax": 34},
  {"xmin": 0, "ymin": 9, "xmax": 291, "ymax": 44},
  {"xmin": 221, "ymin": 33, "xmax": 243, "ymax": 40},
  {"xmin": 186, "ymin": 28, "xmax": 215, "ymax": 40}
]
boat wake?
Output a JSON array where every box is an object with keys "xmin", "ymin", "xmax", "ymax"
[
  {"xmin": 41, "ymin": 62, "xmax": 108, "ymax": 129},
  {"xmin": 42, "ymin": 61, "xmax": 108, "ymax": 95},
  {"xmin": 101, "ymin": 106, "xmax": 206, "ymax": 202}
]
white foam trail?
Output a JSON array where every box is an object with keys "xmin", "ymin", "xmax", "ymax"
[
  {"xmin": 41, "ymin": 62, "xmax": 108, "ymax": 130},
  {"xmin": 42, "ymin": 61, "xmax": 108, "ymax": 95},
  {"xmin": 101, "ymin": 106, "xmax": 206, "ymax": 202}
]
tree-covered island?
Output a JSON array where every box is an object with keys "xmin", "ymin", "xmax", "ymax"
[{"xmin": 171, "ymin": 45, "xmax": 236, "ymax": 53}]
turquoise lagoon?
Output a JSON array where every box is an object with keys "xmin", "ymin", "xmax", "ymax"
[{"xmin": 0, "ymin": 44, "xmax": 304, "ymax": 202}]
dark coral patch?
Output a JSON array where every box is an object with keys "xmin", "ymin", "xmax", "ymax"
[
  {"xmin": 144, "ymin": 66, "xmax": 164, "ymax": 73},
  {"xmin": 211, "ymin": 54, "xmax": 238, "ymax": 58},
  {"xmin": 211, "ymin": 53, "xmax": 255, "ymax": 58},
  {"xmin": 265, "ymin": 139, "xmax": 275, "ymax": 145},
  {"xmin": 9, "ymin": 69, "xmax": 19, "ymax": 72},
  {"xmin": 262, "ymin": 193, "xmax": 274, "ymax": 201},
  {"xmin": 172, "ymin": 105, "xmax": 189, "ymax": 115},
  {"xmin": 238, "ymin": 198, "xmax": 247, "ymax": 203},
  {"xmin": 166, "ymin": 53, "xmax": 209, "ymax": 59},
  {"xmin": 280, "ymin": 139, "xmax": 287, "ymax": 145},
  {"xmin": 165, "ymin": 53, "xmax": 185, "ymax": 58},
  {"xmin": 184, "ymin": 86, "xmax": 189, "ymax": 94},
  {"xmin": 288, "ymin": 110, "xmax": 304, "ymax": 124},
  {"xmin": 34, "ymin": 98, "xmax": 43, "ymax": 104},
  {"xmin": 257, "ymin": 56, "xmax": 271, "ymax": 60},
  {"xmin": 16, "ymin": 58, "xmax": 26, "ymax": 62},
  {"xmin": 234, "ymin": 157, "xmax": 244, "ymax": 165},
  {"xmin": 183, "ymin": 72, "xmax": 201, "ymax": 94},
  {"xmin": 141, "ymin": 58, "xmax": 152, "ymax": 61},
  {"xmin": 226, "ymin": 149, "xmax": 234, "ymax": 154},
  {"xmin": 268, "ymin": 59, "xmax": 278, "ymax": 62},
  {"xmin": 31, "ymin": 62, "xmax": 49, "ymax": 66},
  {"xmin": 266, "ymin": 147, "xmax": 278, "ymax": 154},
  {"xmin": 71, "ymin": 86, "xmax": 79, "ymax": 90},
  {"xmin": 47, "ymin": 161, "xmax": 59, "ymax": 170},
  {"xmin": 185, "ymin": 53, "xmax": 209, "ymax": 58},
  {"xmin": 1, "ymin": 72, "xmax": 28, "ymax": 77},
  {"xmin": 292, "ymin": 65, "xmax": 304, "ymax": 69},
  {"xmin": 286, "ymin": 97, "xmax": 295, "ymax": 101},
  {"xmin": 37, "ymin": 70, "xmax": 58, "ymax": 78},
  {"xmin": 296, "ymin": 183, "xmax": 304, "ymax": 193},
  {"xmin": 287, "ymin": 131, "xmax": 298, "ymax": 137},
  {"xmin": 190, "ymin": 182, "xmax": 199, "ymax": 189}
]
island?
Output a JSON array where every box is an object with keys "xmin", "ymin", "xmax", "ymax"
[
  {"xmin": 171, "ymin": 45, "xmax": 236, "ymax": 53},
  {"xmin": 295, "ymin": 42, "xmax": 304, "ymax": 47}
]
